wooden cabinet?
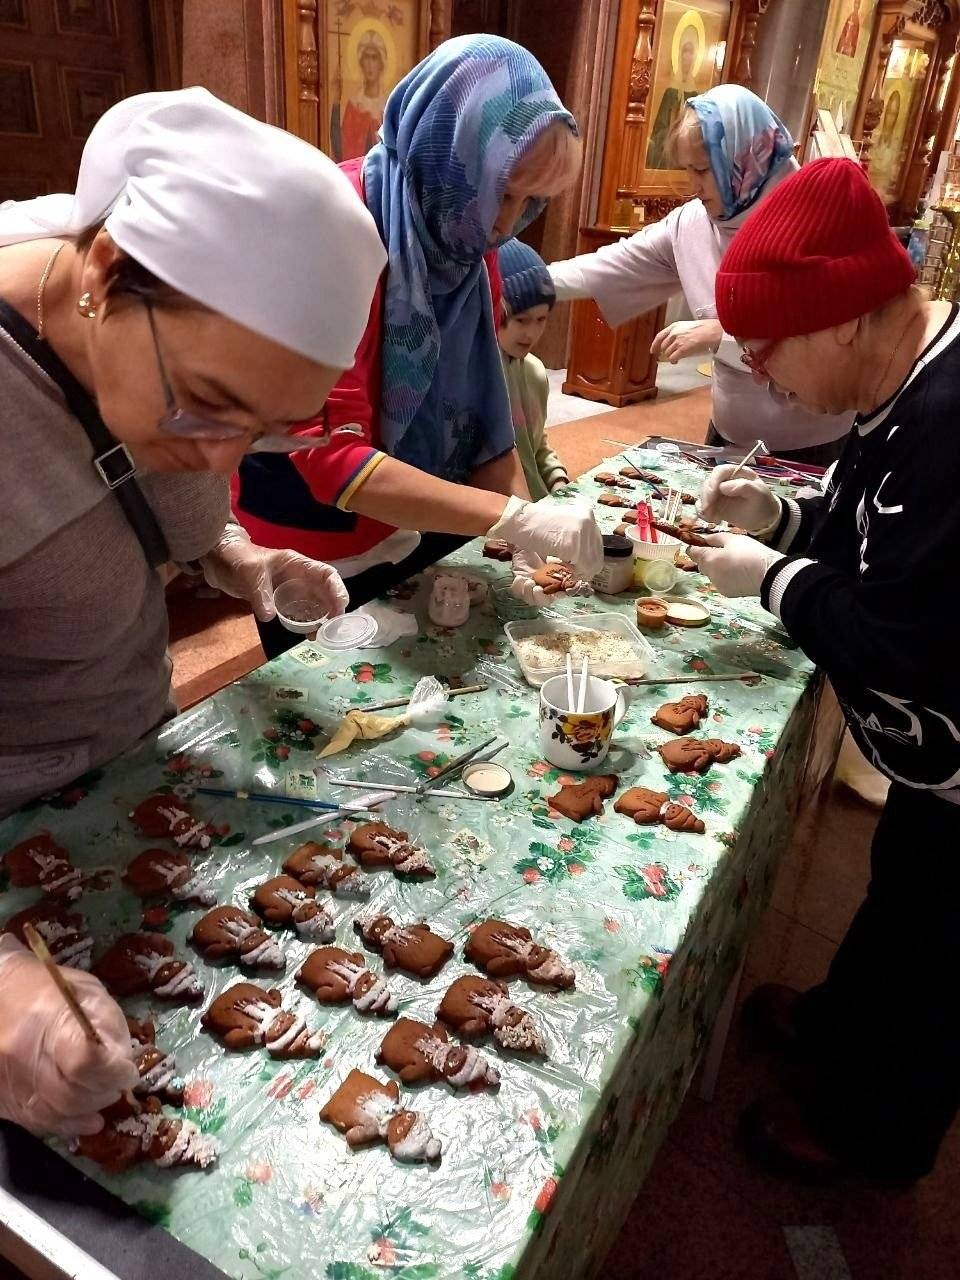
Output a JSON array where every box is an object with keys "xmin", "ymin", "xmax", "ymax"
[{"xmin": 562, "ymin": 224, "xmax": 666, "ymax": 405}]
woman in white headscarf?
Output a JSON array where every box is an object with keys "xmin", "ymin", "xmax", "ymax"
[{"xmin": 0, "ymin": 87, "xmax": 390, "ymax": 1140}]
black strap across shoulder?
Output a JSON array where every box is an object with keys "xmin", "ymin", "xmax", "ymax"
[{"xmin": 0, "ymin": 296, "xmax": 170, "ymax": 568}]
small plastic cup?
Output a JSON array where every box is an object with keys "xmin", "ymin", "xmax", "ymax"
[
  {"xmin": 273, "ymin": 578, "xmax": 329, "ymax": 635},
  {"xmin": 625, "ymin": 526, "xmax": 681, "ymax": 593}
]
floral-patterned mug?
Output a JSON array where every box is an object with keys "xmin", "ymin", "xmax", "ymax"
[{"xmin": 538, "ymin": 674, "xmax": 633, "ymax": 770}]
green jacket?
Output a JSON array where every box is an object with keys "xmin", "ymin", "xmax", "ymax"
[{"xmin": 501, "ymin": 351, "xmax": 567, "ymax": 501}]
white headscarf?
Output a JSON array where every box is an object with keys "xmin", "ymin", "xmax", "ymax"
[{"xmin": 0, "ymin": 87, "xmax": 386, "ymax": 368}]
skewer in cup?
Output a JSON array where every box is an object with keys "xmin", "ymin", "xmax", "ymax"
[
  {"xmin": 566, "ymin": 653, "xmax": 575, "ymax": 710},
  {"xmin": 577, "ymin": 656, "xmax": 589, "ymax": 714}
]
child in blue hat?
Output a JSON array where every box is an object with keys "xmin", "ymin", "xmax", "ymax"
[{"xmin": 497, "ymin": 238, "xmax": 568, "ymax": 500}]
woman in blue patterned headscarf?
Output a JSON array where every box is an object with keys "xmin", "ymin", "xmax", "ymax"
[
  {"xmin": 363, "ymin": 33, "xmax": 579, "ymax": 479},
  {"xmin": 233, "ymin": 35, "xmax": 598, "ymax": 659}
]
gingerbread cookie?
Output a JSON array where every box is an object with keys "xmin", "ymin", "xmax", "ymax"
[
  {"xmin": 594, "ymin": 472, "xmax": 634, "ymax": 489},
  {"xmin": 250, "ymin": 876, "xmax": 336, "ymax": 941},
  {"xmin": 619, "ymin": 466, "xmax": 663, "ymax": 484},
  {"xmin": 202, "ymin": 982, "xmax": 325, "ymax": 1058},
  {"xmin": 282, "ymin": 841, "xmax": 369, "ymax": 898},
  {"xmin": 659, "ymin": 737, "xmax": 741, "ymax": 775},
  {"xmin": 651, "ymin": 694, "xmax": 709, "ymax": 735},
  {"xmin": 614, "ymin": 786, "xmax": 705, "ymax": 834},
  {"xmin": 465, "ymin": 919, "xmax": 574, "ymax": 989},
  {"xmin": 548, "ymin": 775, "xmax": 618, "ymax": 822},
  {"xmin": 94, "ymin": 933, "xmax": 203, "ymax": 1003},
  {"xmin": 320, "ymin": 1068, "xmax": 441, "ymax": 1162},
  {"xmin": 347, "ymin": 823, "xmax": 435, "ymax": 878},
  {"xmin": 191, "ymin": 905, "xmax": 284, "ymax": 970},
  {"xmin": 531, "ymin": 562, "xmax": 579, "ymax": 594},
  {"xmin": 596, "ymin": 492, "xmax": 633, "ymax": 508},
  {"xmin": 377, "ymin": 1017, "xmax": 500, "ymax": 1088},
  {"xmin": 3, "ymin": 903, "xmax": 92, "ymax": 970},
  {"xmin": 127, "ymin": 1016, "xmax": 184, "ymax": 1106},
  {"xmin": 297, "ymin": 946, "xmax": 397, "ymax": 1015},
  {"xmin": 651, "ymin": 518, "xmax": 710, "ymax": 547},
  {"xmin": 73, "ymin": 1096, "xmax": 218, "ymax": 1174},
  {"xmin": 482, "ymin": 538, "xmax": 515, "ymax": 561},
  {"xmin": 2, "ymin": 832, "xmax": 81, "ymax": 900},
  {"xmin": 354, "ymin": 914, "xmax": 452, "ymax": 979},
  {"xmin": 129, "ymin": 795, "xmax": 215, "ymax": 850},
  {"xmin": 677, "ymin": 554, "xmax": 698, "ymax": 572},
  {"xmin": 123, "ymin": 849, "xmax": 215, "ymax": 906},
  {"xmin": 437, "ymin": 975, "xmax": 544, "ymax": 1054}
]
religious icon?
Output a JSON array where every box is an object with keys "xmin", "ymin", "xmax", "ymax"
[
  {"xmin": 324, "ymin": 2, "xmax": 416, "ymax": 164},
  {"xmin": 834, "ymin": 0, "xmax": 862, "ymax": 59},
  {"xmin": 646, "ymin": 11, "xmax": 704, "ymax": 170}
]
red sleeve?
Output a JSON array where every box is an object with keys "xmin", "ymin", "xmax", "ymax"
[
  {"xmin": 292, "ymin": 157, "xmax": 388, "ymax": 509},
  {"xmin": 485, "ymin": 249, "xmax": 503, "ymax": 330}
]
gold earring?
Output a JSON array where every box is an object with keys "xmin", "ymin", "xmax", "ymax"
[{"xmin": 77, "ymin": 291, "xmax": 97, "ymax": 319}]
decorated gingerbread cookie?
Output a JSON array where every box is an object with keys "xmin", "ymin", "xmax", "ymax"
[
  {"xmin": 122, "ymin": 849, "xmax": 215, "ymax": 906},
  {"xmin": 282, "ymin": 841, "xmax": 369, "ymax": 898},
  {"xmin": 320, "ymin": 1068, "xmax": 441, "ymax": 1162},
  {"xmin": 250, "ymin": 876, "xmax": 336, "ymax": 941},
  {"xmin": 347, "ymin": 823, "xmax": 435, "ymax": 878},
  {"xmin": 548, "ymin": 775, "xmax": 618, "ymax": 823},
  {"xmin": 531, "ymin": 562, "xmax": 580, "ymax": 594},
  {"xmin": 354, "ymin": 914, "xmax": 452, "ymax": 978},
  {"xmin": 73, "ymin": 1096, "xmax": 218, "ymax": 1174},
  {"xmin": 127, "ymin": 1016, "xmax": 184, "ymax": 1106},
  {"xmin": 596, "ymin": 492, "xmax": 633, "ymax": 508},
  {"xmin": 437, "ymin": 975, "xmax": 545, "ymax": 1054},
  {"xmin": 2, "ymin": 832, "xmax": 82, "ymax": 900},
  {"xmin": 297, "ymin": 946, "xmax": 397, "ymax": 1015},
  {"xmin": 191, "ymin": 906, "xmax": 284, "ymax": 970},
  {"xmin": 659, "ymin": 737, "xmax": 741, "ymax": 775},
  {"xmin": 465, "ymin": 919, "xmax": 574, "ymax": 989},
  {"xmin": 129, "ymin": 795, "xmax": 215, "ymax": 850},
  {"xmin": 614, "ymin": 786, "xmax": 705, "ymax": 834},
  {"xmin": 619, "ymin": 466, "xmax": 663, "ymax": 484},
  {"xmin": 651, "ymin": 694, "xmax": 709, "ymax": 735},
  {"xmin": 594, "ymin": 471, "xmax": 634, "ymax": 489},
  {"xmin": 376, "ymin": 1016, "xmax": 500, "ymax": 1088},
  {"xmin": 94, "ymin": 933, "xmax": 203, "ymax": 1003},
  {"xmin": 3, "ymin": 903, "xmax": 93, "ymax": 970},
  {"xmin": 202, "ymin": 982, "xmax": 325, "ymax": 1058},
  {"xmin": 482, "ymin": 538, "xmax": 515, "ymax": 561}
]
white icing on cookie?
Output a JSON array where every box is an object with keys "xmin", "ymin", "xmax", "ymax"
[
  {"xmin": 328, "ymin": 958, "xmax": 397, "ymax": 1014},
  {"xmin": 31, "ymin": 851, "xmax": 82, "ymax": 899},
  {"xmin": 416, "ymin": 1035, "xmax": 500, "ymax": 1088},
  {"xmin": 389, "ymin": 1111, "xmax": 442, "ymax": 1163},
  {"xmin": 116, "ymin": 1111, "xmax": 219, "ymax": 1168},
  {"xmin": 471, "ymin": 990, "xmax": 544, "ymax": 1054},
  {"xmin": 132, "ymin": 948, "xmax": 202, "ymax": 1000},
  {"xmin": 216, "ymin": 917, "xmax": 284, "ymax": 969},
  {"xmin": 35, "ymin": 918, "xmax": 92, "ymax": 970},
  {"xmin": 491, "ymin": 929, "xmax": 574, "ymax": 988},
  {"xmin": 369, "ymin": 834, "xmax": 435, "ymax": 877},
  {"xmin": 274, "ymin": 888, "xmax": 335, "ymax": 940}
]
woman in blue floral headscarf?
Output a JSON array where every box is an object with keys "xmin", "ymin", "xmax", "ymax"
[
  {"xmin": 550, "ymin": 84, "xmax": 854, "ymax": 466},
  {"xmin": 234, "ymin": 35, "xmax": 597, "ymax": 658}
]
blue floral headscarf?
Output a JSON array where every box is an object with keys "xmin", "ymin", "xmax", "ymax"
[
  {"xmin": 686, "ymin": 84, "xmax": 794, "ymax": 221},
  {"xmin": 362, "ymin": 35, "xmax": 577, "ymax": 480}
]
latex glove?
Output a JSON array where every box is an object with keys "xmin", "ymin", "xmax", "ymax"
[
  {"xmin": 696, "ymin": 464, "xmax": 781, "ymax": 532},
  {"xmin": 510, "ymin": 550, "xmax": 593, "ymax": 607},
  {"xmin": 651, "ymin": 319, "xmax": 722, "ymax": 364},
  {"xmin": 201, "ymin": 525, "xmax": 349, "ymax": 623},
  {"xmin": 0, "ymin": 939, "xmax": 139, "ymax": 1137},
  {"xmin": 488, "ymin": 496, "xmax": 603, "ymax": 580},
  {"xmin": 687, "ymin": 532, "xmax": 784, "ymax": 598}
]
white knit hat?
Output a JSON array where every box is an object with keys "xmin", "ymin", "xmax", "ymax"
[{"xmin": 0, "ymin": 87, "xmax": 386, "ymax": 368}]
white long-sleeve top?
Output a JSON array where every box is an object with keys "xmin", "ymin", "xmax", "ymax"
[{"xmin": 550, "ymin": 167, "xmax": 853, "ymax": 452}]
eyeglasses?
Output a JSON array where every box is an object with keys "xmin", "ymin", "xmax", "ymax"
[
  {"xmin": 143, "ymin": 300, "xmax": 331, "ymax": 454},
  {"xmin": 739, "ymin": 339, "xmax": 779, "ymax": 384}
]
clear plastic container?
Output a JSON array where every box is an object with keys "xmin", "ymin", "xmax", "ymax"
[
  {"xmin": 504, "ymin": 612, "xmax": 656, "ymax": 688},
  {"xmin": 273, "ymin": 578, "xmax": 329, "ymax": 635}
]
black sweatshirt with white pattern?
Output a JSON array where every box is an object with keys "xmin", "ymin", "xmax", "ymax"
[{"xmin": 760, "ymin": 304, "xmax": 960, "ymax": 802}]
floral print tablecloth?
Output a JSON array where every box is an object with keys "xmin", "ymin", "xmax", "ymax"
[{"xmin": 0, "ymin": 451, "xmax": 826, "ymax": 1280}]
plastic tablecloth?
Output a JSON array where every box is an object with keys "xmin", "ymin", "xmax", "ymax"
[{"xmin": 0, "ymin": 451, "xmax": 824, "ymax": 1280}]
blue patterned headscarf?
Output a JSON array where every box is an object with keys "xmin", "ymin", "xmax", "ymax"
[
  {"xmin": 687, "ymin": 84, "xmax": 794, "ymax": 221},
  {"xmin": 362, "ymin": 35, "xmax": 577, "ymax": 479}
]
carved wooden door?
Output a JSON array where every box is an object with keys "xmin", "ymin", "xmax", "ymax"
[{"xmin": 0, "ymin": 0, "xmax": 156, "ymax": 202}]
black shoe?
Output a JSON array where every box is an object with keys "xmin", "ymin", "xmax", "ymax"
[
  {"xmin": 741, "ymin": 982, "xmax": 805, "ymax": 1054},
  {"xmin": 738, "ymin": 1095, "xmax": 845, "ymax": 1185}
]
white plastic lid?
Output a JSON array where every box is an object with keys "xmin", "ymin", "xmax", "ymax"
[{"xmin": 317, "ymin": 613, "xmax": 378, "ymax": 650}]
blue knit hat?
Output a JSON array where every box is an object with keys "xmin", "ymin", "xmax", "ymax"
[{"xmin": 498, "ymin": 237, "xmax": 556, "ymax": 315}]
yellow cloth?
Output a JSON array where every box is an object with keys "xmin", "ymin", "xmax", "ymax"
[{"xmin": 318, "ymin": 710, "xmax": 407, "ymax": 758}]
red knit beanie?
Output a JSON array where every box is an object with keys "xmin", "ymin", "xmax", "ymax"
[{"xmin": 716, "ymin": 158, "xmax": 916, "ymax": 340}]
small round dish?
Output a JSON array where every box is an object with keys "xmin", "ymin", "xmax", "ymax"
[
  {"xmin": 636, "ymin": 597, "xmax": 669, "ymax": 630},
  {"xmin": 273, "ymin": 578, "xmax": 329, "ymax": 635},
  {"xmin": 461, "ymin": 760, "xmax": 512, "ymax": 799},
  {"xmin": 316, "ymin": 613, "xmax": 379, "ymax": 650},
  {"xmin": 665, "ymin": 599, "xmax": 711, "ymax": 628}
]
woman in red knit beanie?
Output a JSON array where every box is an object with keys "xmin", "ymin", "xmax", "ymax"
[{"xmin": 689, "ymin": 157, "xmax": 960, "ymax": 1186}]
